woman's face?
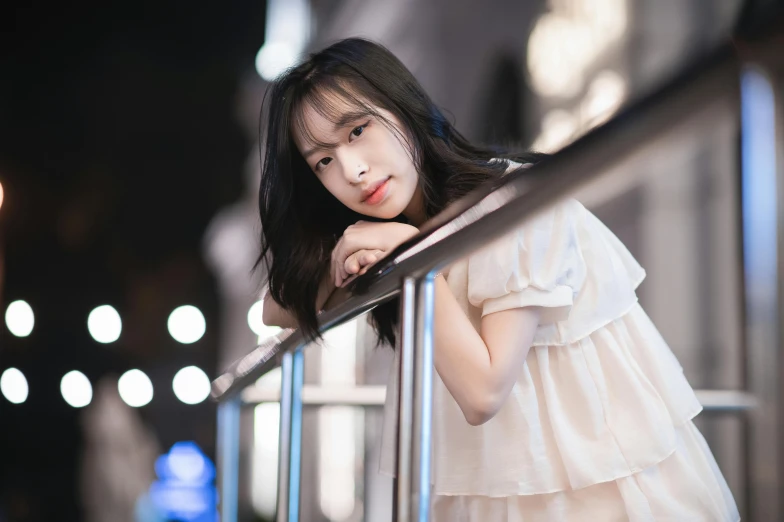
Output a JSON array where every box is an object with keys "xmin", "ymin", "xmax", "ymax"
[{"xmin": 292, "ymin": 96, "xmax": 425, "ymax": 224}]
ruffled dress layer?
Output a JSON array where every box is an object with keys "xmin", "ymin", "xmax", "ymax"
[{"xmin": 379, "ymin": 198, "xmax": 739, "ymax": 521}]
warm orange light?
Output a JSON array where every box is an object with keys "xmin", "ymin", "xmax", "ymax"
[{"xmin": 0, "ymin": 181, "xmax": 4, "ymax": 211}]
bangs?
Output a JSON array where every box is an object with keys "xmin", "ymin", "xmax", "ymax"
[{"xmin": 289, "ymin": 76, "xmax": 397, "ymax": 152}]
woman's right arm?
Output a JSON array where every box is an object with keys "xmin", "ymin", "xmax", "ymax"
[
  {"xmin": 261, "ymin": 270, "xmax": 338, "ymax": 328},
  {"xmin": 263, "ymin": 223, "xmax": 397, "ymax": 328}
]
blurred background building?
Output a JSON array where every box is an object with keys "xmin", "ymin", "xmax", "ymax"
[{"xmin": 1, "ymin": 0, "xmax": 780, "ymax": 521}]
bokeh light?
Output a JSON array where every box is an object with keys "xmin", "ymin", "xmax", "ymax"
[
  {"xmin": 581, "ymin": 69, "xmax": 627, "ymax": 128},
  {"xmin": 0, "ymin": 368, "xmax": 29, "ymax": 404},
  {"xmin": 5, "ymin": 300, "xmax": 34, "ymax": 337},
  {"xmin": 248, "ymin": 300, "xmax": 282, "ymax": 339},
  {"xmin": 60, "ymin": 370, "xmax": 93, "ymax": 408},
  {"xmin": 118, "ymin": 369, "xmax": 154, "ymax": 407},
  {"xmin": 167, "ymin": 305, "xmax": 206, "ymax": 344},
  {"xmin": 172, "ymin": 366, "xmax": 211, "ymax": 405},
  {"xmin": 527, "ymin": 0, "xmax": 627, "ymax": 98},
  {"xmin": 255, "ymin": 42, "xmax": 298, "ymax": 81},
  {"xmin": 87, "ymin": 305, "xmax": 122, "ymax": 344},
  {"xmin": 532, "ymin": 110, "xmax": 579, "ymax": 153}
]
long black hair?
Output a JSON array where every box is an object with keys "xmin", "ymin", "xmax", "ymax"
[{"xmin": 258, "ymin": 38, "xmax": 541, "ymax": 345}]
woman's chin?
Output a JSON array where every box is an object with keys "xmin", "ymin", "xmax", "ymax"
[{"xmin": 357, "ymin": 201, "xmax": 406, "ymax": 221}]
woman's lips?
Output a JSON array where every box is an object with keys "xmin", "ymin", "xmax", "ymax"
[{"xmin": 361, "ymin": 177, "xmax": 391, "ymax": 206}]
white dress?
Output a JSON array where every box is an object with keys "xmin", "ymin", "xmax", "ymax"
[{"xmin": 379, "ymin": 197, "xmax": 740, "ymax": 521}]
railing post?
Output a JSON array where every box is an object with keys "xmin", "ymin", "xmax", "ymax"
[
  {"xmin": 396, "ymin": 274, "xmax": 436, "ymax": 521},
  {"xmin": 276, "ymin": 347, "xmax": 305, "ymax": 522},
  {"xmin": 217, "ymin": 396, "xmax": 241, "ymax": 522}
]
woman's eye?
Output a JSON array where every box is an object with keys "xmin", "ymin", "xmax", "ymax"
[
  {"xmin": 350, "ymin": 124, "xmax": 366, "ymax": 138},
  {"xmin": 316, "ymin": 157, "xmax": 332, "ymax": 169}
]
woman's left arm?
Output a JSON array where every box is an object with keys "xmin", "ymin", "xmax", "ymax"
[
  {"xmin": 334, "ymin": 220, "xmax": 540, "ymax": 426},
  {"xmin": 432, "ymin": 274, "xmax": 540, "ymax": 426}
]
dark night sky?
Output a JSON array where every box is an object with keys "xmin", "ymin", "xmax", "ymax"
[{"xmin": 0, "ymin": 3, "xmax": 267, "ymax": 520}]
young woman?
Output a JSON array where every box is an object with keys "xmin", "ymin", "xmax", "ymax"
[{"xmin": 258, "ymin": 38, "xmax": 739, "ymax": 521}]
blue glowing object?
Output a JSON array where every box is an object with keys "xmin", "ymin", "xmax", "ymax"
[
  {"xmin": 149, "ymin": 441, "xmax": 217, "ymax": 522},
  {"xmin": 155, "ymin": 441, "xmax": 215, "ymax": 486}
]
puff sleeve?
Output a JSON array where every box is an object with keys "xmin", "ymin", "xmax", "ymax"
[{"xmin": 466, "ymin": 202, "xmax": 585, "ymax": 325}]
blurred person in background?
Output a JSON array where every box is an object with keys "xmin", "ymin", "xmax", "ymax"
[{"xmin": 80, "ymin": 379, "xmax": 160, "ymax": 522}]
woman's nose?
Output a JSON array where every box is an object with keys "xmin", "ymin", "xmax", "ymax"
[{"xmin": 339, "ymin": 152, "xmax": 368, "ymax": 183}]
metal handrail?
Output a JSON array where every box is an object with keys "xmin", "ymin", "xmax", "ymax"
[
  {"xmin": 211, "ymin": 40, "xmax": 745, "ymax": 403},
  {"xmin": 242, "ymin": 384, "xmax": 388, "ymax": 405},
  {"xmin": 241, "ymin": 385, "xmax": 757, "ymax": 411}
]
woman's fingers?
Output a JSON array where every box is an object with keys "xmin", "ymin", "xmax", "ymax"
[
  {"xmin": 360, "ymin": 249, "xmax": 383, "ymax": 265},
  {"xmin": 337, "ymin": 260, "xmax": 347, "ymax": 287},
  {"xmin": 330, "ymin": 242, "xmax": 340, "ymax": 287},
  {"xmin": 345, "ymin": 252, "xmax": 362, "ymax": 275},
  {"xmin": 329, "ymin": 252, "xmax": 338, "ymax": 287},
  {"xmin": 332, "ymin": 236, "xmax": 352, "ymax": 287},
  {"xmin": 332, "ymin": 252, "xmax": 344, "ymax": 287},
  {"xmin": 344, "ymin": 249, "xmax": 373, "ymax": 275},
  {"xmin": 341, "ymin": 249, "xmax": 385, "ymax": 286},
  {"xmin": 357, "ymin": 250, "xmax": 384, "ymax": 275},
  {"xmin": 332, "ymin": 237, "xmax": 351, "ymax": 287},
  {"xmin": 333, "ymin": 222, "xmax": 391, "ymax": 286}
]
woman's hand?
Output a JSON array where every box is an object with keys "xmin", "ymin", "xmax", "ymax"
[
  {"xmin": 331, "ymin": 221, "xmax": 419, "ymax": 287},
  {"xmin": 344, "ymin": 248, "xmax": 385, "ymax": 277}
]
